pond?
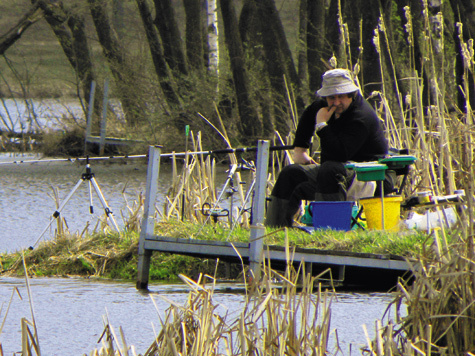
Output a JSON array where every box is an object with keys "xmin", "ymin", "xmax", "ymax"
[
  {"xmin": 0, "ymin": 276, "xmax": 399, "ymax": 355},
  {"xmin": 0, "ymin": 98, "xmax": 87, "ymax": 133}
]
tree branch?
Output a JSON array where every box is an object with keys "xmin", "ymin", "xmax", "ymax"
[{"xmin": 0, "ymin": 4, "xmax": 44, "ymax": 56}]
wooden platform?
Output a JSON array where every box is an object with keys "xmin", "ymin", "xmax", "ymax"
[
  {"xmin": 136, "ymin": 144, "xmax": 414, "ymax": 291},
  {"xmin": 144, "ymin": 235, "xmax": 413, "ymax": 289}
]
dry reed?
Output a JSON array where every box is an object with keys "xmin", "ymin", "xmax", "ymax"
[
  {"xmin": 140, "ymin": 248, "xmax": 336, "ymax": 355},
  {"xmin": 361, "ymin": 2, "xmax": 475, "ymax": 354}
]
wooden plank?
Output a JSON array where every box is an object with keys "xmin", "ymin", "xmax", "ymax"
[
  {"xmin": 86, "ymin": 135, "xmax": 144, "ymax": 145},
  {"xmin": 144, "ymin": 235, "xmax": 410, "ymax": 271}
]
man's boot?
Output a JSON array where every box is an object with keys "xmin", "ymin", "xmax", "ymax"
[{"xmin": 265, "ymin": 196, "xmax": 292, "ymax": 227}]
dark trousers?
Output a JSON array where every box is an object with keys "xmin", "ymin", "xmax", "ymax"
[{"xmin": 267, "ymin": 161, "xmax": 352, "ymax": 227}]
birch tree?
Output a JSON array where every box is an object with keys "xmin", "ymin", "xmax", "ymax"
[{"xmin": 207, "ymin": 0, "xmax": 219, "ymax": 77}]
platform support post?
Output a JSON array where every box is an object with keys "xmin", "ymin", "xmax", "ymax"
[
  {"xmin": 99, "ymin": 78, "xmax": 109, "ymax": 155},
  {"xmin": 136, "ymin": 146, "xmax": 161, "ymax": 290},
  {"xmin": 84, "ymin": 80, "xmax": 96, "ymax": 154},
  {"xmin": 249, "ymin": 140, "xmax": 270, "ymax": 281}
]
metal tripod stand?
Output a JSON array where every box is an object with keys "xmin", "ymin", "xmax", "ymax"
[
  {"xmin": 31, "ymin": 158, "xmax": 120, "ymax": 249},
  {"xmin": 199, "ymin": 158, "xmax": 256, "ymax": 232}
]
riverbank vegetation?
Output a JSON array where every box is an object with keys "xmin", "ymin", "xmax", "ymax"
[
  {"xmin": 0, "ymin": 219, "xmax": 430, "ymax": 281},
  {"xmin": 10, "ymin": 252, "xmax": 341, "ymax": 355}
]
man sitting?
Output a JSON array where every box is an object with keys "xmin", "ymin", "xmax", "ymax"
[{"xmin": 266, "ymin": 68, "xmax": 392, "ymax": 227}]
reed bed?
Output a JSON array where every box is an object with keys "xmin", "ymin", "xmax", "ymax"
[
  {"xmin": 361, "ymin": 3, "xmax": 475, "ymax": 354},
  {"xmin": 87, "ymin": 239, "xmax": 338, "ymax": 356},
  {"xmin": 153, "ymin": 2, "xmax": 475, "ymax": 354},
  {"xmin": 365, "ymin": 237, "xmax": 475, "ymax": 355},
  {"xmin": 162, "ymin": 130, "xmax": 255, "ymax": 229},
  {"xmin": 2, "ymin": 242, "xmax": 338, "ymax": 355},
  {"xmin": 159, "ymin": 0, "xmax": 473, "ymax": 237}
]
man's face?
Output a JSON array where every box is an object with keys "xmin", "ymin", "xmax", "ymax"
[{"xmin": 325, "ymin": 94, "xmax": 353, "ymax": 117}]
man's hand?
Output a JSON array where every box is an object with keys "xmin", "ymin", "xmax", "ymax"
[
  {"xmin": 316, "ymin": 106, "xmax": 336, "ymax": 124},
  {"xmin": 293, "ymin": 147, "xmax": 317, "ymax": 165}
]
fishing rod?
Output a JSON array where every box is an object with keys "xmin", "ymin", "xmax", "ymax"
[
  {"xmin": 0, "ymin": 154, "xmax": 148, "ymax": 165},
  {"xmin": 0, "ymin": 144, "xmax": 293, "ymax": 165},
  {"xmin": 162, "ymin": 144, "xmax": 293, "ymax": 157},
  {"xmin": 199, "ymin": 163, "xmax": 239, "ymax": 229}
]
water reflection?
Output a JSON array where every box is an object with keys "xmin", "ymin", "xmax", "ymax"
[
  {"xmin": 0, "ymin": 277, "xmax": 398, "ymax": 355},
  {"xmin": 0, "ymin": 98, "xmax": 87, "ymax": 132}
]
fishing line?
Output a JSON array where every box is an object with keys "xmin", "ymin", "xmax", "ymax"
[{"xmin": 0, "ymin": 145, "xmax": 293, "ymax": 166}]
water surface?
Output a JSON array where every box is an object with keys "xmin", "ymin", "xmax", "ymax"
[
  {"xmin": 0, "ymin": 277, "xmax": 398, "ymax": 355},
  {"xmin": 0, "ymin": 154, "xmax": 150, "ymax": 253}
]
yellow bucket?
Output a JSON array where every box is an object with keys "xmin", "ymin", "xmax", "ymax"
[{"xmin": 360, "ymin": 196, "xmax": 403, "ymax": 231}]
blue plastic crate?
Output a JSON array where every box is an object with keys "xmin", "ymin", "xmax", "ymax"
[{"xmin": 310, "ymin": 201, "xmax": 354, "ymax": 231}]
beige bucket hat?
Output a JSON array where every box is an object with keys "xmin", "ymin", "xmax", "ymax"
[{"xmin": 316, "ymin": 69, "xmax": 359, "ymax": 97}]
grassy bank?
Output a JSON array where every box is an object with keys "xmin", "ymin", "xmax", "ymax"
[{"xmin": 0, "ymin": 219, "xmax": 431, "ymax": 282}]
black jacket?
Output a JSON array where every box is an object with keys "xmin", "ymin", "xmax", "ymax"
[{"xmin": 293, "ymin": 94, "xmax": 388, "ymax": 163}]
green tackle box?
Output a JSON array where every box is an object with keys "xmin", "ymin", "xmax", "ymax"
[
  {"xmin": 353, "ymin": 163, "xmax": 388, "ymax": 181},
  {"xmin": 378, "ymin": 155, "xmax": 417, "ymax": 169}
]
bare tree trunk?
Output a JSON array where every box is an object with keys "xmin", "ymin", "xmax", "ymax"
[
  {"xmin": 408, "ymin": 0, "xmax": 431, "ymax": 107},
  {"xmin": 239, "ymin": 0, "xmax": 262, "ymax": 57},
  {"xmin": 0, "ymin": 3, "xmax": 43, "ymax": 56},
  {"xmin": 112, "ymin": 0, "xmax": 125, "ymax": 38},
  {"xmin": 258, "ymin": 0, "xmax": 301, "ymax": 94},
  {"xmin": 153, "ymin": 0, "xmax": 188, "ymax": 75},
  {"xmin": 306, "ymin": 0, "xmax": 326, "ymax": 91},
  {"xmin": 325, "ymin": 0, "xmax": 342, "ymax": 64},
  {"xmin": 34, "ymin": 0, "xmax": 102, "ymax": 128},
  {"xmin": 135, "ymin": 0, "xmax": 181, "ymax": 108},
  {"xmin": 87, "ymin": 0, "xmax": 145, "ymax": 127},
  {"xmin": 239, "ymin": 0, "xmax": 274, "ymax": 136},
  {"xmin": 297, "ymin": 0, "xmax": 308, "ymax": 87},
  {"xmin": 207, "ymin": 0, "xmax": 219, "ymax": 76},
  {"xmin": 67, "ymin": 14, "xmax": 97, "ymax": 105},
  {"xmin": 255, "ymin": 0, "xmax": 303, "ymax": 135},
  {"xmin": 219, "ymin": 0, "xmax": 262, "ymax": 141},
  {"xmin": 257, "ymin": 4, "xmax": 289, "ymax": 135},
  {"xmin": 184, "ymin": 0, "xmax": 204, "ymax": 71},
  {"xmin": 356, "ymin": 0, "xmax": 384, "ymax": 94}
]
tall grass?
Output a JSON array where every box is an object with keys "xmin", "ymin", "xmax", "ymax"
[
  {"xmin": 162, "ymin": 128, "xmax": 256, "ymax": 230},
  {"xmin": 2, "ymin": 242, "xmax": 337, "ymax": 355},
  {"xmin": 360, "ymin": 2, "xmax": 475, "ymax": 354},
  {"xmin": 89, "ymin": 246, "xmax": 337, "ymax": 356}
]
